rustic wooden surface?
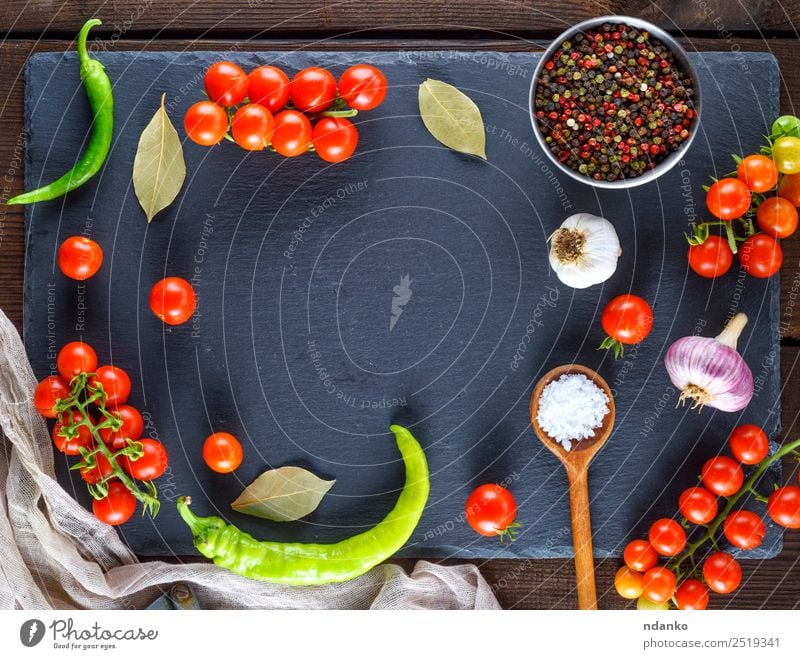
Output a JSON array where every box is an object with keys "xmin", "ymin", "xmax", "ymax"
[{"xmin": 1, "ymin": 3, "xmax": 798, "ymax": 609}]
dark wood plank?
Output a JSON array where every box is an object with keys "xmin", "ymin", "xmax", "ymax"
[{"xmin": 3, "ymin": 1, "xmax": 800, "ymax": 37}]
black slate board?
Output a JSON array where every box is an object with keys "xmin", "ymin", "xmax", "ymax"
[{"xmin": 23, "ymin": 50, "xmax": 784, "ymax": 559}]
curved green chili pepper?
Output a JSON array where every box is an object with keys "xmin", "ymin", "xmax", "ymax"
[
  {"xmin": 8, "ymin": 18, "xmax": 113, "ymax": 205},
  {"xmin": 177, "ymin": 424, "xmax": 429, "ymax": 585}
]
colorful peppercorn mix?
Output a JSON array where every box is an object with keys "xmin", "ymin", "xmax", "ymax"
[{"xmin": 533, "ymin": 22, "xmax": 696, "ymax": 183}]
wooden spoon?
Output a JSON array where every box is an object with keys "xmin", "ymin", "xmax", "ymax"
[{"xmin": 529, "ymin": 364, "xmax": 616, "ymax": 610}]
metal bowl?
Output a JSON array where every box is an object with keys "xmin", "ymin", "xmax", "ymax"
[{"xmin": 528, "ymin": 15, "xmax": 701, "ymax": 190}]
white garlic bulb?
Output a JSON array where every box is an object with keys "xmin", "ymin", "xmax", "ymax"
[{"xmin": 547, "ymin": 213, "xmax": 621, "ymax": 289}]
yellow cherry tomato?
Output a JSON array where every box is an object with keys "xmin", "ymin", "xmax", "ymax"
[
  {"xmin": 772, "ymin": 136, "xmax": 800, "ymax": 175},
  {"xmin": 614, "ymin": 566, "xmax": 644, "ymax": 600},
  {"xmin": 637, "ymin": 596, "xmax": 670, "ymax": 610}
]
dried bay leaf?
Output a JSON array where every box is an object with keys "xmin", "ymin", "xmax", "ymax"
[
  {"xmin": 133, "ymin": 93, "xmax": 186, "ymax": 222},
  {"xmin": 418, "ymin": 78, "xmax": 487, "ymax": 159},
  {"xmin": 231, "ymin": 466, "xmax": 335, "ymax": 522}
]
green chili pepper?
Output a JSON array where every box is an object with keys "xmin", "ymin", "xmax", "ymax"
[
  {"xmin": 8, "ymin": 18, "xmax": 113, "ymax": 205},
  {"xmin": 177, "ymin": 424, "xmax": 429, "ymax": 585}
]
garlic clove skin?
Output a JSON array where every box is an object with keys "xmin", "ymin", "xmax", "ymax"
[{"xmin": 548, "ymin": 213, "xmax": 621, "ymax": 289}]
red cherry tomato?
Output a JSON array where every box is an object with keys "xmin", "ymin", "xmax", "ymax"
[
  {"xmin": 289, "ymin": 67, "xmax": 337, "ymax": 113},
  {"xmin": 231, "ymin": 103, "xmax": 275, "ymax": 151},
  {"xmin": 184, "ymin": 101, "xmax": 228, "ymax": 146},
  {"xmin": 247, "ymin": 65, "xmax": 290, "ymax": 113},
  {"xmin": 271, "ymin": 110, "xmax": 312, "ymax": 157},
  {"xmin": 57, "ymin": 341, "xmax": 98, "ymax": 380},
  {"xmin": 728, "ymin": 424, "xmax": 769, "ymax": 465},
  {"xmin": 723, "ymin": 509, "xmax": 765, "ymax": 550},
  {"xmin": 203, "ymin": 432, "xmax": 243, "ymax": 473},
  {"xmin": 701, "ymin": 456, "xmax": 744, "ymax": 496},
  {"xmin": 756, "ymin": 196, "xmax": 798, "ymax": 239},
  {"xmin": 678, "ymin": 486, "xmax": 718, "ymax": 525},
  {"xmin": 204, "ymin": 61, "xmax": 249, "ymax": 107},
  {"xmin": 34, "ymin": 375, "xmax": 70, "ymax": 418},
  {"xmin": 600, "ymin": 294, "xmax": 653, "ymax": 357},
  {"xmin": 778, "ymin": 172, "xmax": 800, "ymax": 206},
  {"xmin": 687, "ymin": 235, "xmax": 733, "ymax": 278},
  {"xmin": 92, "ymin": 481, "xmax": 136, "ymax": 526},
  {"xmin": 648, "ymin": 518, "xmax": 686, "ymax": 557},
  {"xmin": 52, "ymin": 410, "xmax": 94, "ymax": 455},
  {"xmin": 706, "ymin": 178, "xmax": 752, "ymax": 220},
  {"xmin": 640, "ymin": 566, "xmax": 676, "ymax": 603},
  {"xmin": 80, "ymin": 451, "xmax": 115, "ymax": 485},
  {"xmin": 149, "ymin": 277, "xmax": 197, "ymax": 326},
  {"xmin": 623, "ymin": 539, "xmax": 658, "ymax": 572},
  {"xmin": 675, "ymin": 579, "xmax": 709, "ymax": 610},
  {"xmin": 99, "ymin": 404, "xmax": 144, "ymax": 451},
  {"xmin": 702, "ymin": 551, "xmax": 742, "ymax": 594},
  {"xmin": 767, "ymin": 486, "xmax": 800, "ymax": 529},
  {"xmin": 88, "ymin": 365, "xmax": 131, "ymax": 408},
  {"xmin": 739, "ymin": 233, "xmax": 783, "ymax": 278},
  {"xmin": 311, "ymin": 117, "xmax": 359, "ymax": 163},
  {"xmin": 338, "ymin": 64, "xmax": 387, "ymax": 110},
  {"xmin": 736, "ymin": 154, "xmax": 778, "ymax": 193},
  {"xmin": 614, "ymin": 566, "xmax": 644, "ymax": 600},
  {"xmin": 465, "ymin": 484, "xmax": 519, "ymax": 540},
  {"xmin": 122, "ymin": 438, "xmax": 169, "ymax": 481},
  {"xmin": 58, "ymin": 236, "xmax": 103, "ymax": 280}
]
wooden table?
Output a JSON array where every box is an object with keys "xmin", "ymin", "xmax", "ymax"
[{"xmin": 1, "ymin": 1, "xmax": 798, "ymax": 609}]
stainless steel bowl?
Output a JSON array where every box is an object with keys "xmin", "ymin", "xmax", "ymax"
[{"xmin": 528, "ymin": 15, "xmax": 701, "ymax": 190}]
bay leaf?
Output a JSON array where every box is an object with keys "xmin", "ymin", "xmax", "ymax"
[
  {"xmin": 418, "ymin": 78, "xmax": 487, "ymax": 159},
  {"xmin": 132, "ymin": 93, "xmax": 186, "ymax": 222},
  {"xmin": 231, "ymin": 466, "xmax": 335, "ymax": 522}
]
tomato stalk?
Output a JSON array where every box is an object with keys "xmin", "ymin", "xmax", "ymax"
[{"xmin": 672, "ymin": 437, "xmax": 800, "ymax": 579}]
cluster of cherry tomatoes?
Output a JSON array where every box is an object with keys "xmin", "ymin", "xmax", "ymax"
[
  {"xmin": 615, "ymin": 424, "xmax": 800, "ymax": 609},
  {"xmin": 687, "ymin": 115, "xmax": 800, "ymax": 279},
  {"xmin": 183, "ymin": 61, "xmax": 387, "ymax": 163}
]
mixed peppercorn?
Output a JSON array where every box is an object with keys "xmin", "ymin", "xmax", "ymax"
[{"xmin": 533, "ymin": 22, "xmax": 696, "ymax": 182}]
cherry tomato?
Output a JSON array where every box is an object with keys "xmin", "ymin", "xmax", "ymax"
[
  {"xmin": 757, "ymin": 196, "xmax": 798, "ymax": 239},
  {"xmin": 57, "ymin": 341, "xmax": 97, "ymax": 380},
  {"xmin": 706, "ymin": 178, "xmax": 752, "ymax": 220},
  {"xmin": 640, "ymin": 566, "xmax": 676, "ymax": 603},
  {"xmin": 289, "ymin": 67, "xmax": 337, "ymax": 113},
  {"xmin": 648, "ymin": 518, "xmax": 686, "ymax": 557},
  {"xmin": 58, "ymin": 236, "xmax": 103, "ymax": 280},
  {"xmin": 600, "ymin": 294, "xmax": 653, "ymax": 352},
  {"xmin": 687, "ymin": 235, "xmax": 733, "ymax": 278},
  {"xmin": 723, "ymin": 509, "xmax": 765, "ymax": 550},
  {"xmin": 231, "ymin": 103, "xmax": 275, "ymax": 151},
  {"xmin": 338, "ymin": 64, "xmax": 387, "ymax": 111},
  {"xmin": 80, "ymin": 451, "xmax": 115, "ymax": 485},
  {"xmin": 702, "ymin": 551, "xmax": 742, "ymax": 594},
  {"xmin": 271, "ymin": 110, "xmax": 312, "ymax": 157},
  {"xmin": 767, "ymin": 486, "xmax": 800, "ymax": 529},
  {"xmin": 675, "ymin": 579, "xmax": 709, "ymax": 610},
  {"xmin": 88, "ymin": 365, "xmax": 131, "ymax": 408},
  {"xmin": 204, "ymin": 61, "xmax": 248, "ymax": 107},
  {"xmin": 623, "ymin": 539, "xmax": 658, "ymax": 572},
  {"xmin": 637, "ymin": 596, "xmax": 669, "ymax": 610},
  {"xmin": 122, "ymin": 438, "xmax": 169, "ymax": 481},
  {"xmin": 678, "ymin": 486, "xmax": 718, "ymax": 525},
  {"xmin": 737, "ymin": 154, "xmax": 778, "ymax": 193},
  {"xmin": 311, "ymin": 117, "xmax": 358, "ymax": 163},
  {"xmin": 184, "ymin": 101, "xmax": 228, "ymax": 146},
  {"xmin": 772, "ymin": 114, "xmax": 800, "ymax": 138},
  {"xmin": 772, "ymin": 135, "xmax": 800, "ymax": 175},
  {"xmin": 52, "ymin": 410, "xmax": 94, "ymax": 455},
  {"xmin": 614, "ymin": 566, "xmax": 644, "ymax": 600},
  {"xmin": 34, "ymin": 375, "xmax": 70, "ymax": 418},
  {"xmin": 203, "ymin": 432, "xmax": 243, "ymax": 473},
  {"xmin": 465, "ymin": 484, "xmax": 519, "ymax": 540},
  {"xmin": 92, "ymin": 481, "xmax": 136, "ymax": 526},
  {"xmin": 778, "ymin": 172, "xmax": 800, "ymax": 206},
  {"xmin": 739, "ymin": 233, "xmax": 783, "ymax": 279},
  {"xmin": 701, "ymin": 456, "xmax": 744, "ymax": 497},
  {"xmin": 99, "ymin": 404, "xmax": 144, "ymax": 451},
  {"xmin": 728, "ymin": 424, "xmax": 769, "ymax": 465},
  {"xmin": 248, "ymin": 65, "xmax": 290, "ymax": 113},
  {"xmin": 149, "ymin": 277, "xmax": 196, "ymax": 326}
]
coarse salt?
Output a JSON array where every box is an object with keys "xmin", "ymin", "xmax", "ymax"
[{"xmin": 536, "ymin": 373, "xmax": 609, "ymax": 451}]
